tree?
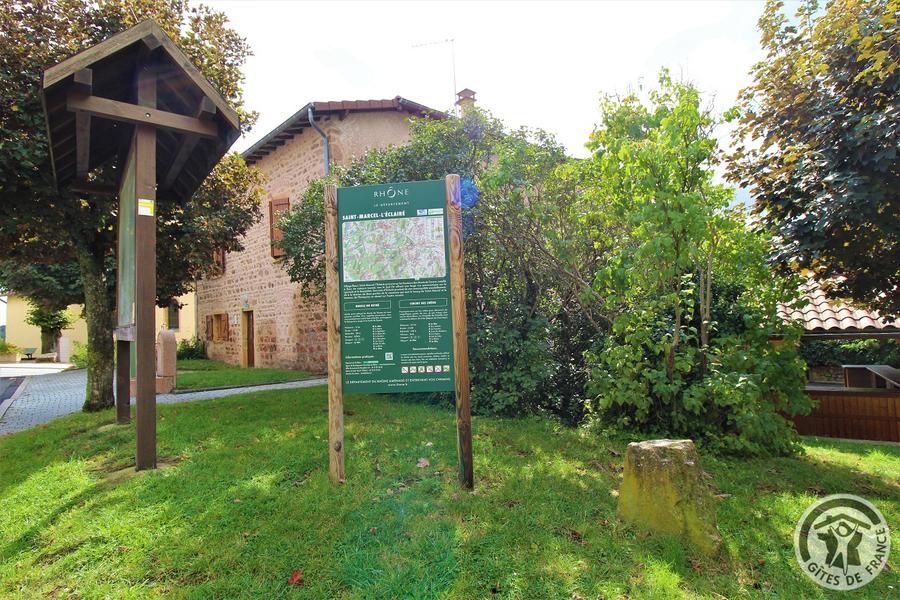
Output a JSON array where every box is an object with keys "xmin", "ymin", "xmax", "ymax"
[
  {"xmin": 0, "ymin": 260, "xmax": 83, "ymax": 353},
  {"xmin": 278, "ymin": 109, "xmax": 593, "ymax": 419},
  {"xmin": 584, "ymin": 73, "xmax": 811, "ymax": 455},
  {"xmin": 26, "ymin": 305, "xmax": 75, "ymax": 353},
  {"xmin": 0, "ymin": 1, "xmax": 262, "ymax": 410},
  {"xmin": 728, "ymin": 0, "xmax": 900, "ymax": 318}
]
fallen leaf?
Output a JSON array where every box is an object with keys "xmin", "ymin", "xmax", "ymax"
[
  {"xmin": 425, "ymin": 441, "xmax": 434, "ymax": 447},
  {"xmin": 286, "ymin": 430, "xmax": 296, "ymax": 438},
  {"xmin": 233, "ymin": 498, "xmax": 242, "ymax": 503},
  {"xmin": 370, "ymin": 527, "xmax": 378, "ymax": 535},
  {"xmin": 572, "ymin": 593, "xmax": 584, "ymax": 600},
  {"xmin": 607, "ymin": 447, "xmax": 622, "ymax": 457},
  {"xmin": 491, "ymin": 581, "xmax": 501, "ymax": 594},
  {"xmin": 416, "ymin": 458, "xmax": 430, "ymax": 468},
  {"xmin": 757, "ymin": 559, "xmax": 766, "ymax": 566},
  {"xmin": 287, "ymin": 569, "xmax": 303, "ymax": 586}
]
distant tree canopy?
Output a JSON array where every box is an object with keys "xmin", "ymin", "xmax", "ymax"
[
  {"xmin": 0, "ymin": 0, "xmax": 263, "ymax": 410},
  {"xmin": 728, "ymin": 0, "xmax": 900, "ymax": 318}
]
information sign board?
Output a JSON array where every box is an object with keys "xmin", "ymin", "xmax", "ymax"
[{"xmin": 337, "ymin": 180, "xmax": 455, "ymax": 393}]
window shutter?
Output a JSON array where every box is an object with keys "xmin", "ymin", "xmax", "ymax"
[
  {"xmin": 205, "ymin": 315, "xmax": 213, "ymax": 340},
  {"xmin": 223, "ymin": 314, "xmax": 230, "ymax": 341},
  {"xmin": 270, "ymin": 197, "xmax": 290, "ymax": 258}
]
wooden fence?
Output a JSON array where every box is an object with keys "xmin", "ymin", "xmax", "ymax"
[{"xmin": 793, "ymin": 386, "xmax": 900, "ymax": 442}]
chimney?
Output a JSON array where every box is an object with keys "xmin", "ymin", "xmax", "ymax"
[{"xmin": 455, "ymin": 88, "xmax": 476, "ymax": 114}]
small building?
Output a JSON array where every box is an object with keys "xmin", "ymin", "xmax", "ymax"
[
  {"xmin": 780, "ymin": 282, "xmax": 900, "ymax": 441},
  {"xmin": 196, "ymin": 97, "xmax": 441, "ymax": 372},
  {"xmin": 4, "ymin": 292, "xmax": 196, "ymax": 354}
]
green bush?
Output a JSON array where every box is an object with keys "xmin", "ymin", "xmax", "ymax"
[
  {"xmin": 467, "ymin": 311, "xmax": 555, "ymax": 417},
  {"xmin": 799, "ymin": 339, "xmax": 900, "ymax": 367},
  {"xmin": 0, "ymin": 340, "xmax": 22, "ymax": 354},
  {"xmin": 70, "ymin": 342, "xmax": 88, "ymax": 369},
  {"xmin": 177, "ymin": 337, "xmax": 207, "ymax": 360}
]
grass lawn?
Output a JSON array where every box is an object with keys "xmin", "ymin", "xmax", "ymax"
[
  {"xmin": 175, "ymin": 359, "xmax": 314, "ymax": 391},
  {"xmin": 1, "ymin": 387, "xmax": 897, "ymax": 599}
]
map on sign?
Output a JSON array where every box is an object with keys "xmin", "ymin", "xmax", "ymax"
[{"xmin": 342, "ymin": 216, "xmax": 446, "ymax": 282}]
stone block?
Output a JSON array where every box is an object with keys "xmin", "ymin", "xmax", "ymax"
[{"xmin": 617, "ymin": 439, "xmax": 722, "ymax": 555}]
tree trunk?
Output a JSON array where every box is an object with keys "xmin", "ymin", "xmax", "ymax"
[
  {"xmin": 39, "ymin": 328, "xmax": 57, "ymax": 354},
  {"xmin": 77, "ymin": 244, "xmax": 114, "ymax": 411}
]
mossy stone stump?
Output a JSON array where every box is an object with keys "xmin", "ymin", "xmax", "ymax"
[{"xmin": 617, "ymin": 439, "xmax": 722, "ymax": 555}]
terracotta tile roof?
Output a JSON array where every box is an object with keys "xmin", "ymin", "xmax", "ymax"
[
  {"xmin": 243, "ymin": 96, "xmax": 443, "ymax": 165},
  {"xmin": 778, "ymin": 282, "xmax": 900, "ymax": 335}
]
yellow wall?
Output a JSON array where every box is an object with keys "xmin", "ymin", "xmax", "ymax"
[{"xmin": 5, "ymin": 292, "xmax": 197, "ymax": 351}]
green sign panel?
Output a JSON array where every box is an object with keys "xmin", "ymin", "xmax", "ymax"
[
  {"xmin": 117, "ymin": 138, "xmax": 136, "ymax": 328},
  {"xmin": 338, "ymin": 180, "xmax": 455, "ymax": 393}
]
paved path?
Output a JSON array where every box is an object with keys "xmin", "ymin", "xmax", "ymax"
[{"xmin": 0, "ymin": 370, "xmax": 326, "ymax": 436}]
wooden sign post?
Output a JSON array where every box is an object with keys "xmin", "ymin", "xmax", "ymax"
[
  {"xmin": 324, "ymin": 183, "xmax": 345, "ymax": 484},
  {"xmin": 41, "ymin": 21, "xmax": 241, "ymax": 472},
  {"xmin": 445, "ymin": 175, "xmax": 474, "ymax": 489},
  {"xmin": 324, "ymin": 174, "xmax": 474, "ymax": 489}
]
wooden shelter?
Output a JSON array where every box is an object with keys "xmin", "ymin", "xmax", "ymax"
[
  {"xmin": 42, "ymin": 21, "xmax": 240, "ymax": 469},
  {"xmin": 779, "ymin": 282, "xmax": 900, "ymax": 442}
]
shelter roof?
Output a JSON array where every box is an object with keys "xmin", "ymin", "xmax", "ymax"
[
  {"xmin": 779, "ymin": 281, "xmax": 900, "ymax": 339},
  {"xmin": 42, "ymin": 20, "xmax": 240, "ymax": 201}
]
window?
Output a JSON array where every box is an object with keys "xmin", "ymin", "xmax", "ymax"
[
  {"xmin": 269, "ymin": 197, "xmax": 290, "ymax": 258},
  {"xmin": 211, "ymin": 313, "xmax": 229, "ymax": 342},
  {"xmin": 167, "ymin": 302, "xmax": 180, "ymax": 331}
]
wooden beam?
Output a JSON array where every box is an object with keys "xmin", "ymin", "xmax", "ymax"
[
  {"xmin": 116, "ymin": 339, "xmax": 131, "ymax": 424},
  {"xmin": 161, "ymin": 96, "xmax": 217, "ymax": 190},
  {"xmin": 75, "ymin": 111, "xmax": 90, "ymax": 178},
  {"xmin": 69, "ymin": 181, "xmax": 116, "ymax": 196},
  {"xmin": 198, "ymin": 96, "xmax": 216, "ymax": 120},
  {"xmin": 141, "ymin": 32, "xmax": 161, "ymax": 51},
  {"xmin": 324, "ymin": 184, "xmax": 345, "ymax": 484},
  {"xmin": 72, "ymin": 68, "xmax": 92, "ymax": 94},
  {"xmin": 446, "ymin": 174, "xmax": 474, "ymax": 490},
  {"xmin": 66, "ymin": 92, "xmax": 218, "ymax": 138},
  {"xmin": 134, "ymin": 66, "xmax": 157, "ymax": 472}
]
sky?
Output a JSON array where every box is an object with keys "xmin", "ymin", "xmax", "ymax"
[
  {"xmin": 204, "ymin": 0, "xmax": 782, "ymax": 162},
  {"xmin": 2, "ymin": 1, "xmax": 784, "ymax": 331}
]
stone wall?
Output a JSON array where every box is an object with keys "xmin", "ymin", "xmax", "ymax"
[{"xmin": 196, "ymin": 110, "xmax": 414, "ymax": 373}]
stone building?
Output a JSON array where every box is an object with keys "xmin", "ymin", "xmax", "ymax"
[{"xmin": 196, "ymin": 97, "xmax": 440, "ymax": 372}]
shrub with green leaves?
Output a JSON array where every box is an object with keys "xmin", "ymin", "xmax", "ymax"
[
  {"xmin": 0, "ymin": 340, "xmax": 22, "ymax": 355},
  {"xmin": 70, "ymin": 342, "xmax": 88, "ymax": 369},
  {"xmin": 583, "ymin": 73, "xmax": 811, "ymax": 456},
  {"xmin": 177, "ymin": 337, "xmax": 208, "ymax": 360}
]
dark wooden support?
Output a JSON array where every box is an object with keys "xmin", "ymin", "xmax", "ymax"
[
  {"xmin": 141, "ymin": 33, "xmax": 161, "ymax": 51},
  {"xmin": 161, "ymin": 96, "xmax": 216, "ymax": 190},
  {"xmin": 70, "ymin": 181, "xmax": 116, "ymax": 196},
  {"xmin": 75, "ymin": 111, "xmax": 91, "ymax": 178},
  {"xmin": 72, "ymin": 68, "xmax": 92, "ymax": 94},
  {"xmin": 66, "ymin": 92, "xmax": 218, "ymax": 138},
  {"xmin": 134, "ymin": 66, "xmax": 157, "ymax": 471},
  {"xmin": 116, "ymin": 339, "xmax": 130, "ymax": 423}
]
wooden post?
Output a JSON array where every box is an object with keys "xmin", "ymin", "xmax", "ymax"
[
  {"xmin": 324, "ymin": 184, "xmax": 345, "ymax": 484},
  {"xmin": 134, "ymin": 65, "xmax": 157, "ymax": 471},
  {"xmin": 446, "ymin": 174, "xmax": 474, "ymax": 490},
  {"xmin": 115, "ymin": 339, "xmax": 130, "ymax": 423}
]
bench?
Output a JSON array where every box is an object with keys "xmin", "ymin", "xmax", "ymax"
[{"xmin": 22, "ymin": 348, "xmax": 37, "ymax": 359}]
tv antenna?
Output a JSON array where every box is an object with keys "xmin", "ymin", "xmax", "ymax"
[{"xmin": 411, "ymin": 38, "xmax": 458, "ymax": 114}]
